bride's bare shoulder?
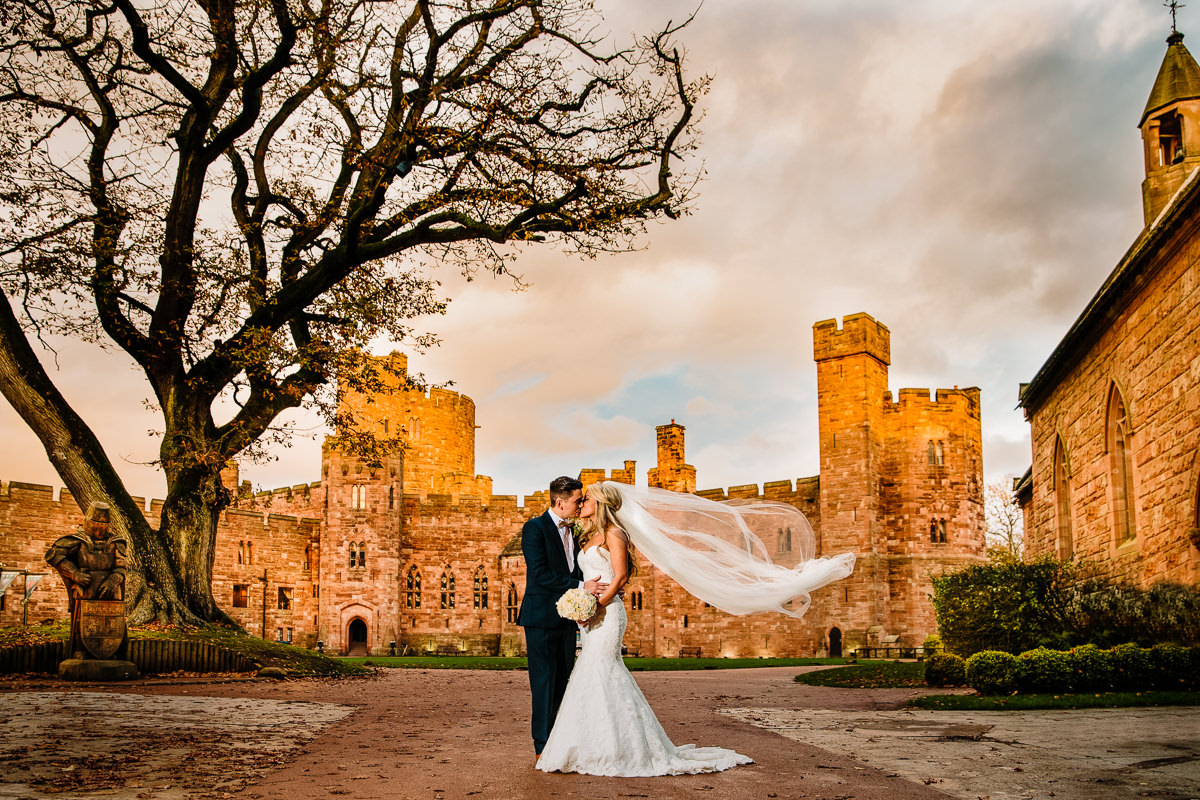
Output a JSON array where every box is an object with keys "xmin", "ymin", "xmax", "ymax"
[{"xmin": 604, "ymin": 526, "xmax": 630, "ymax": 547}]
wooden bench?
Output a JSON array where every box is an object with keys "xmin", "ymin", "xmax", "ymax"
[
  {"xmin": 679, "ymin": 646, "xmax": 702, "ymax": 658},
  {"xmin": 436, "ymin": 644, "xmax": 462, "ymax": 656}
]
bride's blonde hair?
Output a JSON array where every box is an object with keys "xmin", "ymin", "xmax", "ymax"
[{"xmin": 579, "ymin": 483, "xmax": 638, "ymax": 577}]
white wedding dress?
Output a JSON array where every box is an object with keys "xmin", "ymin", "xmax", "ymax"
[{"xmin": 536, "ymin": 546, "xmax": 753, "ymax": 776}]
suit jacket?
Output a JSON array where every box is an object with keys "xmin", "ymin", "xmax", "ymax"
[{"xmin": 517, "ymin": 511, "xmax": 583, "ymax": 629}]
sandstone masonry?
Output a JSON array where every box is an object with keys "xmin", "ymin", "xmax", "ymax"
[{"xmin": 2, "ymin": 314, "xmax": 985, "ymax": 656}]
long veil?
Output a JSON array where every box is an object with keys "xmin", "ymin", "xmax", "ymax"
[{"xmin": 603, "ymin": 482, "xmax": 855, "ymax": 619}]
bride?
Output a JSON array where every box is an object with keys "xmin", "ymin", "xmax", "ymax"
[{"xmin": 536, "ymin": 481, "xmax": 855, "ymax": 777}]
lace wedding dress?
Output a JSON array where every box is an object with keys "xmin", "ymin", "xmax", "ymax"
[{"xmin": 536, "ymin": 546, "xmax": 753, "ymax": 776}]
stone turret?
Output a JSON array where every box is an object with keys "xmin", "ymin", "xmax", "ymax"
[
  {"xmin": 647, "ymin": 421, "xmax": 696, "ymax": 493},
  {"xmin": 1140, "ymin": 31, "xmax": 1200, "ymax": 226}
]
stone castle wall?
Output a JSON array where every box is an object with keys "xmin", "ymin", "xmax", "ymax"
[{"xmin": 2, "ymin": 313, "xmax": 986, "ymax": 657}]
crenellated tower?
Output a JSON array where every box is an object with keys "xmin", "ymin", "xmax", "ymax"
[
  {"xmin": 336, "ymin": 351, "xmax": 492, "ymax": 499},
  {"xmin": 813, "ymin": 313, "xmax": 985, "ymax": 648},
  {"xmin": 812, "ymin": 313, "xmax": 891, "ymax": 637}
]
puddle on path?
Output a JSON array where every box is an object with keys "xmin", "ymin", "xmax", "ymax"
[
  {"xmin": 0, "ymin": 692, "xmax": 355, "ymax": 800},
  {"xmin": 722, "ymin": 707, "xmax": 1200, "ymax": 800}
]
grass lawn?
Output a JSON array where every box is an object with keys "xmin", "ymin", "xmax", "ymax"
[
  {"xmin": 908, "ymin": 691, "xmax": 1200, "ymax": 711},
  {"xmin": 341, "ymin": 656, "xmax": 854, "ymax": 671},
  {"xmin": 793, "ymin": 660, "xmax": 927, "ymax": 688}
]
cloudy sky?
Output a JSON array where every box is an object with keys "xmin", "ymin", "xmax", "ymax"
[{"xmin": 0, "ymin": 0, "xmax": 1178, "ymax": 502}]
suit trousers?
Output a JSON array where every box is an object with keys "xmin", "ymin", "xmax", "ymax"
[{"xmin": 524, "ymin": 624, "xmax": 576, "ymax": 752}]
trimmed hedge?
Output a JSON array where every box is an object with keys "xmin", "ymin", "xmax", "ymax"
[
  {"xmin": 1068, "ymin": 644, "xmax": 1113, "ymax": 691},
  {"xmin": 924, "ymin": 653, "xmax": 965, "ymax": 687},
  {"xmin": 965, "ymin": 650, "xmax": 1019, "ymax": 695},
  {"xmin": 955, "ymin": 643, "xmax": 1200, "ymax": 696},
  {"xmin": 1016, "ymin": 647, "xmax": 1073, "ymax": 693}
]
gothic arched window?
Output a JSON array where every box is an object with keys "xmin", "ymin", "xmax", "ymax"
[
  {"xmin": 1053, "ymin": 436, "xmax": 1074, "ymax": 559},
  {"xmin": 405, "ymin": 566, "xmax": 422, "ymax": 609},
  {"xmin": 440, "ymin": 570, "xmax": 456, "ymax": 609},
  {"xmin": 506, "ymin": 583, "xmax": 518, "ymax": 622},
  {"xmin": 473, "ymin": 567, "xmax": 488, "ymax": 609},
  {"xmin": 1107, "ymin": 385, "xmax": 1137, "ymax": 546}
]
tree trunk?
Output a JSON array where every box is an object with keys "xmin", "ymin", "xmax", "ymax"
[
  {"xmin": 0, "ymin": 289, "xmax": 206, "ymax": 626},
  {"xmin": 159, "ymin": 472, "xmax": 232, "ymax": 623}
]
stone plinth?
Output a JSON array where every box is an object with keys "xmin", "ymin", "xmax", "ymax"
[{"xmin": 58, "ymin": 658, "xmax": 139, "ymax": 682}]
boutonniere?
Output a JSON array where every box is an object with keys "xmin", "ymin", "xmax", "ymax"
[{"xmin": 569, "ymin": 522, "xmax": 584, "ymax": 540}]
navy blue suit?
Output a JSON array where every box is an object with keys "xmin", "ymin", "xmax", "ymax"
[{"xmin": 518, "ymin": 510, "xmax": 583, "ymax": 753}]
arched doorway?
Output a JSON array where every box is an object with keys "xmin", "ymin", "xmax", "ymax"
[
  {"xmin": 348, "ymin": 618, "xmax": 368, "ymax": 656},
  {"xmin": 828, "ymin": 627, "xmax": 842, "ymax": 658}
]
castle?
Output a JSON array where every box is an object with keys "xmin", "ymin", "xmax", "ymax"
[
  {"xmin": 1017, "ymin": 31, "xmax": 1200, "ymax": 587},
  {"xmin": 1, "ymin": 313, "xmax": 986, "ymax": 656}
]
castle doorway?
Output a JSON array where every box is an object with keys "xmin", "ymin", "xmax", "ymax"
[
  {"xmin": 828, "ymin": 627, "xmax": 842, "ymax": 658},
  {"xmin": 348, "ymin": 618, "xmax": 368, "ymax": 656}
]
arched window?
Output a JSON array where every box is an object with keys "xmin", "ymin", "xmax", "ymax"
[
  {"xmin": 929, "ymin": 519, "xmax": 938, "ymax": 543},
  {"xmin": 440, "ymin": 570, "xmax": 456, "ymax": 609},
  {"xmin": 936, "ymin": 441, "xmax": 945, "ymax": 465},
  {"xmin": 930, "ymin": 519, "xmax": 946, "ymax": 544},
  {"xmin": 357, "ymin": 541, "xmax": 367, "ymax": 568},
  {"xmin": 237, "ymin": 541, "xmax": 244, "ymax": 565},
  {"xmin": 777, "ymin": 527, "xmax": 792, "ymax": 553},
  {"xmin": 1107, "ymin": 385, "xmax": 1137, "ymax": 545},
  {"xmin": 406, "ymin": 566, "xmax": 422, "ymax": 609},
  {"xmin": 1053, "ymin": 436, "xmax": 1073, "ymax": 559},
  {"xmin": 630, "ymin": 590, "xmax": 643, "ymax": 611},
  {"xmin": 473, "ymin": 567, "xmax": 488, "ymax": 609},
  {"xmin": 351, "ymin": 484, "xmax": 367, "ymax": 510},
  {"xmin": 246, "ymin": 541, "xmax": 253, "ymax": 564},
  {"xmin": 303, "ymin": 545, "xmax": 312, "ymax": 571},
  {"xmin": 938, "ymin": 519, "xmax": 947, "ymax": 543},
  {"xmin": 506, "ymin": 583, "xmax": 518, "ymax": 623},
  {"xmin": 388, "ymin": 484, "xmax": 395, "ymax": 510}
]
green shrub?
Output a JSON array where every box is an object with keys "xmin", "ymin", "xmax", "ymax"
[
  {"xmin": 931, "ymin": 559, "xmax": 1075, "ymax": 656},
  {"xmin": 1016, "ymin": 647, "xmax": 1074, "ymax": 693},
  {"xmin": 1149, "ymin": 643, "xmax": 1190, "ymax": 691},
  {"xmin": 965, "ymin": 650, "xmax": 1019, "ymax": 695},
  {"xmin": 1065, "ymin": 580, "xmax": 1200, "ymax": 648},
  {"xmin": 922, "ymin": 633, "xmax": 943, "ymax": 656},
  {"xmin": 1188, "ymin": 647, "xmax": 1200, "ymax": 691},
  {"xmin": 1068, "ymin": 644, "xmax": 1113, "ymax": 691},
  {"xmin": 1109, "ymin": 642, "xmax": 1153, "ymax": 690},
  {"xmin": 924, "ymin": 653, "xmax": 965, "ymax": 687}
]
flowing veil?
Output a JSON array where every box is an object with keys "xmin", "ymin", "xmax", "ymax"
[{"xmin": 603, "ymin": 482, "xmax": 855, "ymax": 618}]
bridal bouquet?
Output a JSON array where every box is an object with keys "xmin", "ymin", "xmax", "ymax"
[{"xmin": 556, "ymin": 587, "xmax": 598, "ymax": 623}]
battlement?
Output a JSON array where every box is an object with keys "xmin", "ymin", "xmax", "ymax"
[
  {"xmin": 579, "ymin": 461, "xmax": 636, "ymax": 488},
  {"xmin": 696, "ymin": 475, "xmax": 820, "ymax": 504},
  {"xmin": 402, "ymin": 492, "xmax": 530, "ymax": 515},
  {"xmin": 1, "ymin": 479, "xmax": 154, "ymax": 513},
  {"xmin": 813, "ymin": 312, "xmax": 891, "ymax": 365},
  {"xmin": 883, "ymin": 386, "xmax": 981, "ymax": 418}
]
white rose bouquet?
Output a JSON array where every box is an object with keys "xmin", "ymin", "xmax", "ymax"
[{"xmin": 556, "ymin": 587, "xmax": 598, "ymax": 623}]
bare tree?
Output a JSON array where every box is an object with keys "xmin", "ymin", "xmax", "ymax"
[
  {"xmin": 984, "ymin": 478, "xmax": 1024, "ymax": 563},
  {"xmin": 0, "ymin": 0, "xmax": 705, "ymax": 624}
]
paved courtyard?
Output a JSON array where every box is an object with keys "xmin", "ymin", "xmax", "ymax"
[{"xmin": 0, "ymin": 667, "xmax": 1196, "ymax": 800}]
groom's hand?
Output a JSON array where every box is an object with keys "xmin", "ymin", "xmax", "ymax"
[{"xmin": 584, "ymin": 577, "xmax": 608, "ymax": 597}]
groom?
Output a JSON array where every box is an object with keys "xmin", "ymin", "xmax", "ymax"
[{"xmin": 518, "ymin": 476, "xmax": 602, "ymax": 759}]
